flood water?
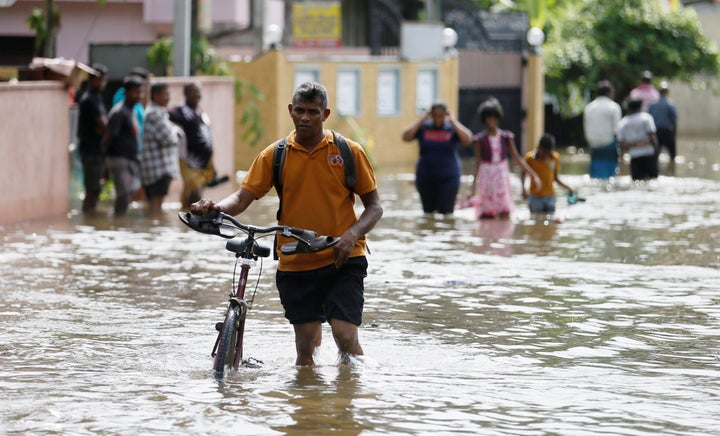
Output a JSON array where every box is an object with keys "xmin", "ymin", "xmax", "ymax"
[{"xmin": 2, "ymin": 138, "xmax": 720, "ymax": 435}]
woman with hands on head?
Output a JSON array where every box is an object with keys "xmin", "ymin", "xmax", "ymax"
[{"xmin": 401, "ymin": 101, "xmax": 473, "ymax": 216}]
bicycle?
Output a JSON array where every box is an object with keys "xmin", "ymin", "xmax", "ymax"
[{"xmin": 178, "ymin": 210, "xmax": 339, "ymax": 378}]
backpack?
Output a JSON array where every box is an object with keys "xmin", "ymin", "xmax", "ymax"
[
  {"xmin": 272, "ymin": 130, "xmax": 356, "ymax": 220},
  {"xmin": 271, "ymin": 131, "xmax": 357, "ymax": 259}
]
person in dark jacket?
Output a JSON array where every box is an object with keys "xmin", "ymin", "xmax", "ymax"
[
  {"xmin": 169, "ymin": 82, "xmax": 222, "ymax": 209},
  {"xmin": 102, "ymin": 75, "xmax": 144, "ymax": 215},
  {"xmin": 76, "ymin": 63, "xmax": 109, "ymax": 212}
]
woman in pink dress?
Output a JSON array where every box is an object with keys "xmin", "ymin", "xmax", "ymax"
[{"xmin": 469, "ymin": 98, "xmax": 539, "ymax": 219}]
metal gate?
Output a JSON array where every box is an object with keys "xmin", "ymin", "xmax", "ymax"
[{"xmin": 458, "ymin": 87, "xmax": 523, "ymax": 157}]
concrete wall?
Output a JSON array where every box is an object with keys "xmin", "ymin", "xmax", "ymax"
[
  {"xmin": 457, "ymin": 50, "xmax": 523, "ymax": 88},
  {"xmin": 670, "ymin": 3, "xmax": 720, "ymax": 137},
  {"xmin": 0, "ymin": 76, "xmax": 235, "ymax": 226},
  {"xmin": 230, "ymin": 49, "xmax": 460, "ymax": 172},
  {"xmin": 0, "ymin": 81, "xmax": 71, "ymax": 226}
]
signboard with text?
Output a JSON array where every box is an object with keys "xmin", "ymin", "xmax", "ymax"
[{"xmin": 292, "ymin": 2, "xmax": 342, "ymax": 48}]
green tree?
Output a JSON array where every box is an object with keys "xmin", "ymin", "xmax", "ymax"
[
  {"xmin": 544, "ymin": 0, "xmax": 720, "ymax": 115},
  {"xmin": 27, "ymin": 0, "xmax": 105, "ymax": 58}
]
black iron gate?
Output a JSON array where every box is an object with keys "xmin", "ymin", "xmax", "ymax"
[{"xmin": 458, "ymin": 87, "xmax": 523, "ymax": 157}]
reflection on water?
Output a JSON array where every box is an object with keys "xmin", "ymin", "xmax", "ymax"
[{"xmin": 1, "ymin": 138, "xmax": 720, "ymax": 434}]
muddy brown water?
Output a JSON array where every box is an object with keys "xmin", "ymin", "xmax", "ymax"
[{"xmin": 1, "ymin": 139, "xmax": 719, "ymax": 435}]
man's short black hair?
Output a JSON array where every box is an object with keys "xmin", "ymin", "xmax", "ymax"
[
  {"xmin": 626, "ymin": 97, "xmax": 643, "ymax": 112},
  {"xmin": 91, "ymin": 63, "xmax": 108, "ymax": 77},
  {"xmin": 123, "ymin": 75, "xmax": 144, "ymax": 91},
  {"xmin": 183, "ymin": 82, "xmax": 201, "ymax": 93},
  {"xmin": 291, "ymin": 81, "xmax": 328, "ymax": 109},
  {"xmin": 597, "ymin": 80, "xmax": 614, "ymax": 97},
  {"xmin": 129, "ymin": 67, "xmax": 150, "ymax": 79},
  {"xmin": 150, "ymin": 82, "xmax": 169, "ymax": 97}
]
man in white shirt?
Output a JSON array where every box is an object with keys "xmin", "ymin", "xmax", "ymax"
[{"xmin": 583, "ymin": 80, "xmax": 622, "ymax": 179}]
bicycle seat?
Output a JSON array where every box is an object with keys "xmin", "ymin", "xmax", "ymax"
[
  {"xmin": 280, "ymin": 235, "xmax": 340, "ymax": 255},
  {"xmin": 178, "ymin": 211, "xmax": 238, "ymax": 238},
  {"xmin": 226, "ymin": 238, "xmax": 272, "ymax": 258}
]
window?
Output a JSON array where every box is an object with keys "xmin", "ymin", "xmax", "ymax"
[
  {"xmin": 415, "ymin": 68, "xmax": 438, "ymax": 115},
  {"xmin": 336, "ymin": 69, "xmax": 360, "ymax": 116},
  {"xmin": 293, "ymin": 68, "xmax": 320, "ymax": 90},
  {"xmin": 377, "ymin": 69, "xmax": 400, "ymax": 116}
]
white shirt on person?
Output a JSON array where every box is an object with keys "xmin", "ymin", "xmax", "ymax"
[
  {"xmin": 583, "ymin": 96, "xmax": 622, "ymax": 147},
  {"xmin": 617, "ymin": 112, "xmax": 656, "ymax": 158}
]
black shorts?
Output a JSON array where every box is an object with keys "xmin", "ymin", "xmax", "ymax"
[
  {"xmin": 276, "ymin": 256, "xmax": 368, "ymax": 326},
  {"xmin": 144, "ymin": 175, "xmax": 173, "ymax": 198},
  {"xmin": 630, "ymin": 155, "xmax": 658, "ymax": 180}
]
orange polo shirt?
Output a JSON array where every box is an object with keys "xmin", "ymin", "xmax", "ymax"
[
  {"xmin": 524, "ymin": 150, "xmax": 561, "ymax": 197},
  {"xmin": 241, "ymin": 130, "xmax": 377, "ymax": 271}
]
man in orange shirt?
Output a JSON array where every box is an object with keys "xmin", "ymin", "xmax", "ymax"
[
  {"xmin": 521, "ymin": 133, "xmax": 575, "ymax": 214},
  {"xmin": 191, "ymin": 82, "xmax": 383, "ymax": 366}
]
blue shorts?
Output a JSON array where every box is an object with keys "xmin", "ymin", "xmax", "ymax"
[
  {"xmin": 276, "ymin": 257, "xmax": 367, "ymax": 326},
  {"xmin": 528, "ymin": 194, "xmax": 556, "ymax": 213},
  {"xmin": 589, "ymin": 142, "xmax": 619, "ymax": 179}
]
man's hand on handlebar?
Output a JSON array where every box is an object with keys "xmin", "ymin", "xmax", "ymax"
[{"xmin": 190, "ymin": 198, "xmax": 221, "ymax": 216}]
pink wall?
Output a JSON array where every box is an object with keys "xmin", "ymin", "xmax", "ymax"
[
  {"xmin": 2, "ymin": 1, "xmax": 156, "ymax": 65},
  {"xmin": 0, "ymin": 76, "xmax": 235, "ymax": 226},
  {"xmin": 0, "ymin": 81, "xmax": 71, "ymax": 226},
  {"xmin": 2, "ymin": 1, "xmax": 253, "ymax": 65},
  {"xmin": 143, "ymin": 0, "xmax": 250, "ymax": 27}
]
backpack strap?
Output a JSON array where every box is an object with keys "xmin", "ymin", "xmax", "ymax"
[
  {"xmin": 272, "ymin": 137, "xmax": 288, "ymax": 260},
  {"xmin": 271, "ymin": 132, "xmax": 356, "ymax": 259},
  {"xmin": 331, "ymin": 131, "xmax": 356, "ymax": 192},
  {"xmin": 272, "ymin": 137, "xmax": 288, "ymax": 220}
]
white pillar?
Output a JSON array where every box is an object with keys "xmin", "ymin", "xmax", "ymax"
[{"xmin": 173, "ymin": 0, "xmax": 191, "ymax": 77}]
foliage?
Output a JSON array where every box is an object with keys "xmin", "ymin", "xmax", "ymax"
[
  {"xmin": 26, "ymin": 3, "xmax": 61, "ymax": 57},
  {"xmin": 544, "ymin": 0, "xmax": 720, "ymax": 115},
  {"xmin": 26, "ymin": 8, "xmax": 46, "ymax": 56},
  {"xmin": 147, "ymin": 36, "xmax": 265, "ymax": 146},
  {"xmin": 146, "ymin": 36, "xmax": 233, "ymax": 76},
  {"xmin": 474, "ymin": 0, "xmax": 560, "ymax": 18}
]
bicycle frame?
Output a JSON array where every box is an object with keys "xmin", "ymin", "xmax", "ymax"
[
  {"xmin": 178, "ymin": 210, "xmax": 339, "ymax": 376},
  {"xmin": 212, "ymin": 233, "xmax": 264, "ymax": 372}
]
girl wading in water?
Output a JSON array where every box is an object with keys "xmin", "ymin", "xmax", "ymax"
[{"xmin": 468, "ymin": 97, "xmax": 540, "ymax": 220}]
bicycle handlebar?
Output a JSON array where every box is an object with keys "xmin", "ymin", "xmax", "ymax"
[{"xmin": 178, "ymin": 211, "xmax": 340, "ymax": 255}]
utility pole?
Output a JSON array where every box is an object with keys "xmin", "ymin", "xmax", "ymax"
[
  {"xmin": 173, "ymin": 0, "xmax": 191, "ymax": 76},
  {"xmin": 44, "ymin": 0, "xmax": 55, "ymax": 57}
]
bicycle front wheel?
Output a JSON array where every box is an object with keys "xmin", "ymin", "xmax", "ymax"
[{"xmin": 213, "ymin": 307, "xmax": 238, "ymax": 376}]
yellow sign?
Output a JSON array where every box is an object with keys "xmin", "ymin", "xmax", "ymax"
[{"xmin": 292, "ymin": 2, "xmax": 341, "ymax": 48}]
